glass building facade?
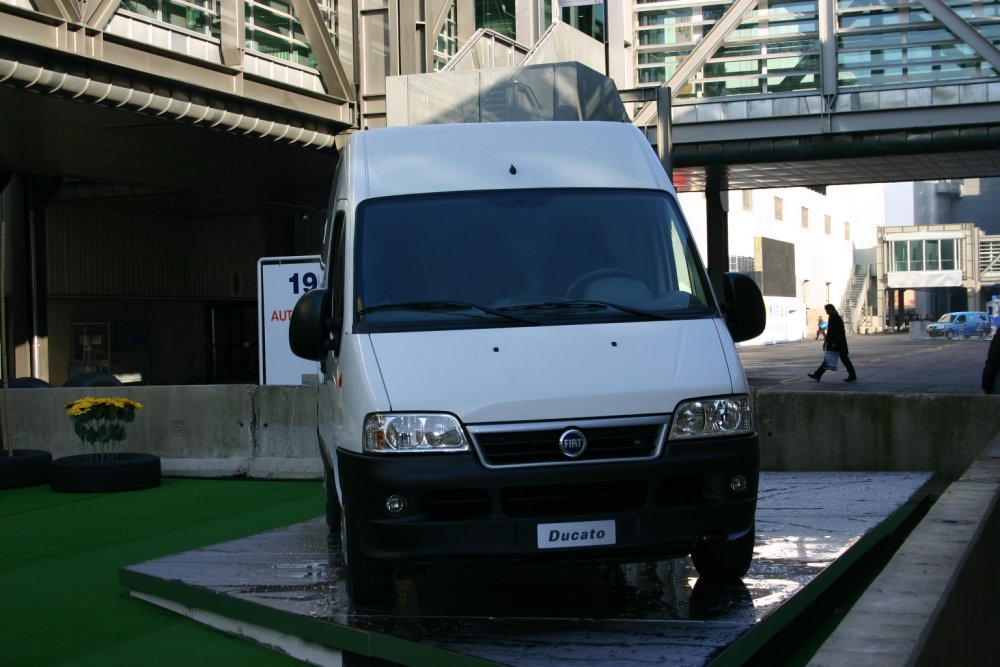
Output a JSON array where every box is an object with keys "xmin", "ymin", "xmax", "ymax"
[
  {"xmin": 112, "ymin": 1, "xmax": 1000, "ymax": 105},
  {"xmin": 635, "ymin": 0, "xmax": 1000, "ymax": 99}
]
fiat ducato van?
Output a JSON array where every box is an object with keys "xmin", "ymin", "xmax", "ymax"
[{"xmin": 290, "ymin": 120, "xmax": 767, "ymax": 602}]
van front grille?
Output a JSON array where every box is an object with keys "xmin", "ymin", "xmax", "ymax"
[{"xmin": 472, "ymin": 422, "xmax": 664, "ymax": 467}]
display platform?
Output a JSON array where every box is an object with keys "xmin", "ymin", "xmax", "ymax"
[{"xmin": 121, "ymin": 472, "xmax": 932, "ymax": 667}]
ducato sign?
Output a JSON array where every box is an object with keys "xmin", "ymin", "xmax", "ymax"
[{"xmin": 537, "ymin": 520, "xmax": 616, "ymax": 549}]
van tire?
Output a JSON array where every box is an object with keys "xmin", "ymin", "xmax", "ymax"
[
  {"xmin": 323, "ymin": 466, "xmax": 342, "ymax": 533},
  {"xmin": 339, "ymin": 504, "xmax": 394, "ymax": 604},
  {"xmin": 691, "ymin": 523, "xmax": 755, "ymax": 584},
  {"xmin": 945, "ymin": 330, "xmax": 953, "ymax": 340}
]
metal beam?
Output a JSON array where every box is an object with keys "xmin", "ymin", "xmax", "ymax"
[
  {"xmin": 818, "ymin": 0, "xmax": 837, "ymax": 99},
  {"xmin": 31, "ymin": 0, "xmax": 82, "ymax": 23},
  {"xmin": 918, "ymin": 0, "xmax": 1000, "ymax": 73},
  {"xmin": 84, "ymin": 0, "xmax": 122, "ymax": 30},
  {"xmin": 219, "ymin": 0, "xmax": 244, "ymax": 67},
  {"xmin": 634, "ymin": 0, "xmax": 759, "ymax": 127},
  {"xmin": 289, "ymin": 0, "xmax": 356, "ymax": 102}
]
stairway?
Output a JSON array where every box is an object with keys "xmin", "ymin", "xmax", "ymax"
[{"xmin": 842, "ymin": 265, "xmax": 869, "ymax": 332}]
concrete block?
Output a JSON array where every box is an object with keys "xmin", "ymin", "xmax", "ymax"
[{"xmin": 756, "ymin": 391, "xmax": 1000, "ymax": 481}]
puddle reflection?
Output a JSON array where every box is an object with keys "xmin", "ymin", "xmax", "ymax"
[{"xmin": 320, "ymin": 532, "xmax": 762, "ymax": 635}]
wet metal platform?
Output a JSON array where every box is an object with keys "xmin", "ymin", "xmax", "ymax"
[{"xmin": 121, "ymin": 472, "xmax": 932, "ymax": 667}]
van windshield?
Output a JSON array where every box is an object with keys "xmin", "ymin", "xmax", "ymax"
[{"xmin": 354, "ymin": 189, "xmax": 715, "ymax": 331}]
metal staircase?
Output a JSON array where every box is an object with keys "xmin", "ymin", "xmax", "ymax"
[{"xmin": 841, "ymin": 265, "xmax": 871, "ymax": 334}]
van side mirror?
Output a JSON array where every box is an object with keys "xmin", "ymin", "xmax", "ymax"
[
  {"xmin": 722, "ymin": 272, "xmax": 766, "ymax": 343},
  {"xmin": 289, "ymin": 288, "xmax": 340, "ymax": 360}
]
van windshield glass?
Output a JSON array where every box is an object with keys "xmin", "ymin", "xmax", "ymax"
[{"xmin": 355, "ymin": 189, "xmax": 715, "ymax": 331}]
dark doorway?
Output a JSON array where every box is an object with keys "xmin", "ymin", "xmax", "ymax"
[{"xmin": 205, "ymin": 303, "xmax": 258, "ymax": 383}]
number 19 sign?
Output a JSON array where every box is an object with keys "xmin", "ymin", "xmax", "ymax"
[{"xmin": 257, "ymin": 256, "xmax": 322, "ymax": 385}]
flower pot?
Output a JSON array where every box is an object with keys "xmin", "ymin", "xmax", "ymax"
[
  {"xmin": 50, "ymin": 453, "xmax": 160, "ymax": 493},
  {"xmin": 0, "ymin": 449, "xmax": 52, "ymax": 489}
]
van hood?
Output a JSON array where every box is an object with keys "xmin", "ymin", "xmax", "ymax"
[{"xmin": 367, "ymin": 319, "xmax": 740, "ymax": 423}]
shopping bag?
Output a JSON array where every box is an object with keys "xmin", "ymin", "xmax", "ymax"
[{"xmin": 823, "ymin": 350, "xmax": 839, "ymax": 371}]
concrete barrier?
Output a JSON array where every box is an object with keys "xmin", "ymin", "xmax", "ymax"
[
  {"xmin": 1, "ymin": 385, "xmax": 322, "ymax": 479},
  {"xmin": 755, "ymin": 390, "xmax": 1000, "ymax": 481},
  {"xmin": 6, "ymin": 384, "xmax": 1000, "ymax": 482}
]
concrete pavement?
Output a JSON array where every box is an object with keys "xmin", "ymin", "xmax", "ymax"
[{"xmin": 739, "ymin": 331, "xmax": 992, "ymax": 394}]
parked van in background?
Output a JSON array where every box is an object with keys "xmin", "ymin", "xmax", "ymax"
[
  {"xmin": 289, "ymin": 120, "xmax": 766, "ymax": 603},
  {"xmin": 927, "ymin": 311, "xmax": 989, "ymax": 339}
]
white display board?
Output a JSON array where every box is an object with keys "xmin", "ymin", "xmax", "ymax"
[{"xmin": 257, "ymin": 256, "xmax": 322, "ymax": 385}]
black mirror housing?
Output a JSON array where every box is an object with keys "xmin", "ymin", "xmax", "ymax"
[
  {"xmin": 289, "ymin": 288, "xmax": 336, "ymax": 361},
  {"xmin": 722, "ymin": 272, "xmax": 766, "ymax": 343}
]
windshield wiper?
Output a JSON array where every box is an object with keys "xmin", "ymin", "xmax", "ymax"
[
  {"xmin": 358, "ymin": 301, "xmax": 538, "ymax": 325},
  {"xmin": 498, "ymin": 300, "xmax": 672, "ymax": 320}
]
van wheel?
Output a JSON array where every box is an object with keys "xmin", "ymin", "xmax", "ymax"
[
  {"xmin": 945, "ymin": 330, "xmax": 953, "ymax": 340},
  {"xmin": 691, "ymin": 523, "xmax": 755, "ymax": 584},
  {"xmin": 339, "ymin": 504, "xmax": 394, "ymax": 604},
  {"xmin": 323, "ymin": 466, "xmax": 342, "ymax": 533}
]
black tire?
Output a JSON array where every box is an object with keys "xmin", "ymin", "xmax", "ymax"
[
  {"xmin": 50, "ymin": 453, "xmax": 160, "ymax": 493},
  {"xmin": 691, "ymin": 523, "xmax": 755, "ymax": 584},
  {"xmin": 323, "ymin": 465, "xmax": 342, "ymax": 533},
  {"xmin": 63, "ymin": 372, "xmax": 122, "ymax": 387},
  {"xmin": 945, "ymin": 330, "xmax": 954, "ymax": 340},
  {"xmin": 339, "ymin": 503, "xmax": 394, "ymax": 604},
  {"xmin": 0, "ymin": 449, "xmax": 52, "ymax": 488}
]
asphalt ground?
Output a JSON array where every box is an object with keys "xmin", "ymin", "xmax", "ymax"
[{"xmin": 738, "ymin": 331, "xmax": 993, "ymax": 394}]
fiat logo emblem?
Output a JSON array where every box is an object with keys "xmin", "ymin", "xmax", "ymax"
[{"xmin": 559, "ymin": 429, "xmax": 587, "ymax": 458}]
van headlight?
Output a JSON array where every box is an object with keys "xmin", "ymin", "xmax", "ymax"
[
  {"xmin": 364, "ymin": 413, "xmax": 469, "ymax": 453},
  {"xmin": 669, "ymin": 396, "xmax": 753, "ymax": 440}
]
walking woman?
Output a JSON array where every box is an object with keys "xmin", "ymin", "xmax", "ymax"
[{"xmin": 809, "ymin": 304, "xmax": 858, "ymax": 382}]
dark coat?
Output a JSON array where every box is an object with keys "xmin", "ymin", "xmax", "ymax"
[
  {"xmin": 983, "ymin": 333, "xmax": 1000, "ymax": 394},
  {"xmin": 824, "ymin": 311, "xmax": 849, "ymax": 355}
]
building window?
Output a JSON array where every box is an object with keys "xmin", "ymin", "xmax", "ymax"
[
  {"xmin": 908, "ymin": 240, "xmax": 924, "ymax": 271},
  {"xmin": 941, "ymin": 239, "xmax": 957, "ymax": 270},
  {"xmin": 845, "ymin": 221, "xmax": 851, "ymax": 240},
  {"xmin": 774, "ymin": 196, "xmax": 783, "ymax": 221},
  {"xmin": 742, "ymin": 190, "xmax": 753, "ymax": 211},
  {"xmin": 891, "ymin": 239, "xmax": 959, "ymax": 272},
  {"xmin": 476, "ymin": 0, "xmax": 516, "ymax": 38},
  {"xmin": 801, "ymin": 207, "xmax": 809, "ymax": 228},
  {"xmin": 730, "ymin": 256, "xmax": 755, "ymax": 272},
  {"xmin": 824, "ymin": 214, "xmax": 831, "ymax": 235},
  {"xmin": 432, "ymin": 2, "xmax": 459, "ymax": 71},
  {"xmin": 893, "ymin": 241, "xmax": 908, "ymax": 271},
  {"xmin": 121, "ymin": 0, "xmax": 220, "ymax": 37},
  {"xmin": 246, "ymin": 0, "xmax": 313, "ymax": 66},
  {"xmin": 563, "ymin": 1, "xmax": 605, "ymax": 42}
]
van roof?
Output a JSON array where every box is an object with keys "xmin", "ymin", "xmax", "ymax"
[{"xmin": 351, "ymin": 121, "xmax": 672, "ymax": 199}]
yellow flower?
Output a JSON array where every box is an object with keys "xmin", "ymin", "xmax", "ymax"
[{"xmin": 63, "ymin": 396, "xmax": 144, "ymax": 416}]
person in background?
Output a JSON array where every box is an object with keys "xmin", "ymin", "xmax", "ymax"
[
  {"xmin": 982, "ymin": 330, "xmax": 1000, "ymax": 395},
  {"xmin": 808, "ymin": 304, "xmax": 858, "ymax": 383},
  {"xmin": 815, "ymin": 316, "xmax": 827, "ymax": 340}
]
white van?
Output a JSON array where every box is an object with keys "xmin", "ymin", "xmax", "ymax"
[{"xmin": 290, "ymin": 120, "xmax": 766, "ymax": 603}]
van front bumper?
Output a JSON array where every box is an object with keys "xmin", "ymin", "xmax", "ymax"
[{"xmin": 336, "ymin": 434, "xmax": 758, "ymax": 564}]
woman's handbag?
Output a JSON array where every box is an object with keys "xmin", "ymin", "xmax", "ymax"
[{"xmin": 823, "ymin": 350, "xmax": 839, "ymax": 371}]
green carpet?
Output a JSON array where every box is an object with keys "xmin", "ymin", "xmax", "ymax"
[{"xmin": 1, "ymin": 477, "xmax": 324, "ymax": 666}]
